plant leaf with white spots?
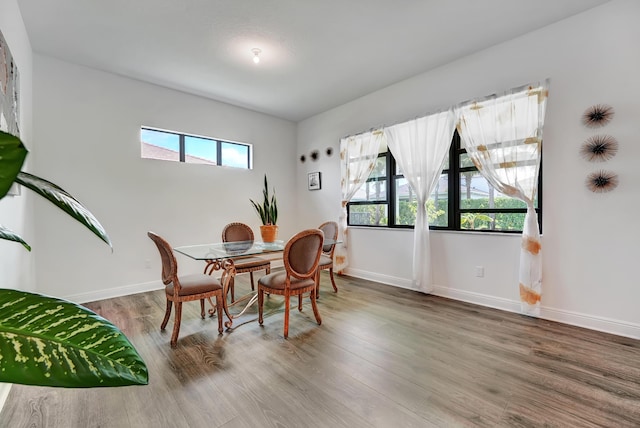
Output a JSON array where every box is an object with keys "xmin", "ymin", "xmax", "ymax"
[{"xmin": 0, "ymin": 289, "xmax": 148, "ymax": 387}]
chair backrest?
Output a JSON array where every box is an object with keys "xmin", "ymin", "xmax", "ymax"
[
  {"xmin": 222, "ymin": 222, "xmax": 254, "ymax": 242},
  {"xmin": 283, "ymin": 229, "xmax": 324, "ymax": 281},
  {"xmin": 318, "ymin": 221, "xmax": 338, "ymax": 255},
  {"xmin": 147, "ymin": 231, "xmax": 178, "ymax": 286}
]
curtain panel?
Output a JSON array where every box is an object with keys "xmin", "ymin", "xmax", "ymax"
[
  {"xmin": 455, "ymin": 80, "xmax": 549, "ymax": 315},
  {"xmin": 384, "ymin": 109, "xmax": 456, "ymax": 293},
  {"xmin": 334, "ymin": 130, "xmax": 383, "ymax": 273}
]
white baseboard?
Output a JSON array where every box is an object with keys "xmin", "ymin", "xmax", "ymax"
[
  {"xmin": 65, "ymin": 280, "xmax": 163, "ymax": 304},
  {"xmin": 344, "ymin": 268, "xmax": 640, "ymax": 340}
]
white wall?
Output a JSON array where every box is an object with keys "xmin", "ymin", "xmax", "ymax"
[
  {"xmin": 297, "ymin": 0, "xmax": 640, "ymax": 338},
  {"xmin": 32, "ymin": 55, "xmax": 297, "ymax": 302},
  {"xmin": 0, "ymin": 0, "xmax": 34, "ymax": 291}
]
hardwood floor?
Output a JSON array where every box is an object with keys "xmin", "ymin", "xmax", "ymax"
[{"xmin": 2, "ymin": 273, "xmax": 639, "ymax": 427}]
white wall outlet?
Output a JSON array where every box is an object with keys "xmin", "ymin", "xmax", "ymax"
[
  {"xmin": 475, "ymin": 266, "xmax": 484, "ymax": 277},
  {"xmin": 145, "ymin": 259, "xmax": 152, "ymax": 269}
]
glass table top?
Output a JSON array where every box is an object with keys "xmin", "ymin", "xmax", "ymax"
[{"xmin": 174, "ymin": 240, "xmax": 286, "ymax": 261}]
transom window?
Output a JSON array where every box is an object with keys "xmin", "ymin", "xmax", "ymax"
[
  {"xmin": 347, "ymin": 131, "xmax": 542, "ymax": 233},
  {"xmin": 140, "ymin": 127, "xmax": 252, "ymax": 169}
]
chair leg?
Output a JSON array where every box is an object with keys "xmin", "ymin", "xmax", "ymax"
[
  {"xmin": 200, "ymin": 299, "xmax": 205, "ymax": 319},
  {"xmin": 258, "ymin": 288, "xmax": 264, "ymax": 325},
  {"xmin": 310, "ymin": 288, "xmax": 322, "ymax": 326},
  {"xmin": 298, "ymin": 294, "xmax": 303, "ymax": 311},
  {"xmin": 249, "ymin": 272, "xmax": 255, "ymax": 291},
  {"xmin": 170, "ymin": 302, "xmax": 183, "ymax": 348},
  {"xmin": 215, "ymin": 294, "xmax": 223, "ymax": 334},
  {"xmin": 284, "ymin": 295, "xmax": 290, "ymax": 338},
  {"xmin": 329, "ymin": 267, "xmax": 338, "ymax": 292},
  {"xmin": 161, "ymin": 299, "xmax": 172, "ymax": 330}
]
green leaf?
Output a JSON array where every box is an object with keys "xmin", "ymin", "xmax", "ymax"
[
  {"xmin": 0, "ymin": 130, "xmax": 28, "ymax": 199},
  {"xmin": 0, "ymin": 289, "xmax": 148, "ymax": 387},
  {"xmin": 0, "ymin": 225, "xmax": 31, "ymax": 251},
  {"xmin": 15, "ymin": 172, "xmax": 112, "ymax": 249}
]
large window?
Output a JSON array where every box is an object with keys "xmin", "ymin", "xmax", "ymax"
[
  {"xmin": 347, "ymin": 131, "xmax": 541, "ymax": 233},
  {"xmin": 140, "ymin": 127, "xmax": 252, "ymax": 169}
]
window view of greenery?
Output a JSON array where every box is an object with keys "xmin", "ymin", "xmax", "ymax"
[
  {"xmin": 347, "ymin": 133, "xmax": 541, "ymax": 233},
  {"xmin": 141, "ymin": 127, "xmax": 252, "ymax": 169}
]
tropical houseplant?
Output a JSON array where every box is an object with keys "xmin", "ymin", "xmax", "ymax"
[
  {"xmin": 0, "ymin": 130, "xmax": 148, "ymax": 388},
  {"xmin": 249, "ymin": 174, "xmax": 278, "ymax": 242}
]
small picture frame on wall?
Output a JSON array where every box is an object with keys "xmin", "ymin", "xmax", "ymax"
[{"xmin": 308, "ymin": 172, "xmax": 321, "ymax": 191}]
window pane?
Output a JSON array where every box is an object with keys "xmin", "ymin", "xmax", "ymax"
[
  {"xmin": 369, "ymin": 156, "xmax": 387, "ymax": 179},
  {"xmin": 429, "ymin": 174, "xmax": 449, "ymax": 227},
  {"xmin": 459, "ymin": 153, "xmax": 476, "ymax": 168},
  {"xmin": 459, "ymin": 171, "xmax": 527, "ymax": 209},
  {"xmin": 351, "ymin": 179, "xmax": 387, "ymax": 202},
  {"xmin": 394, "ymin": 176, "xmax": 448, "ymax": 227},
  {"xmin": 184, "ymin": 136, "xmax": 217, "ymax": 165},
  {"xmin": 141, "ymin": 129, "xmax": 180, "ymax": 161},
  {"xmin": 221, "ymin": 142, "xmax": 250, "ymax": 169},
  {"xmin": 460, "ymin": 212, "xmax": 527, "ymax": 231},
  {"xmin": 395, "ymin": 178, "xmax": 416, "ymax": 225},
  {"xmin": 349, "ymin": 204, "xmax": 388, "ymax": 226}
]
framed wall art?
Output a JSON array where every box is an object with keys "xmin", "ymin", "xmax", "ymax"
[{"xmin": 308, "ymin": 172, "xmax": 321, "ymax": 191}]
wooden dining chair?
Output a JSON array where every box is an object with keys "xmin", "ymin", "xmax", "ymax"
[
  {"xmin": 317, "ymin": 221, "xmax": 339, "ymax": 296},
  {"xmin": 257, "ymin": 228, "xmax": 324, "ymax": 338},
  {"xmin": 148, "ymin": 232, "xmax": 224, "ymax": 348},
  {"xmin": 221, "ymin": 222, "xmax": 271, "ymax": 302}
]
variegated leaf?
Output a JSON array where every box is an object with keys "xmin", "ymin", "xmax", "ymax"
[
  {"xmin": 0, "ymin": 289, "xmax": 148, "ymax": 387},
  {"xmin": 0, "ymin": 130, "xmax": 28, "ymax": 199},
  {"xmin": 0, "ymin": 225, "xmax": 31, "ymax": 250},
  {"xmin": 15, "ymin": 172, "xmax": 112, "ymax": 249}
]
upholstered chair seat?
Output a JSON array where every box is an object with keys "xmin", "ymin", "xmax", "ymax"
[{"xmin": 148, "ymin": 231, "xmax": 224, "ymax": 348}]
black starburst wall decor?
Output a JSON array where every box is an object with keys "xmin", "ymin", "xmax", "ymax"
[
  {"xmin": 580, "ymin": 135, "xmax": 619, "ymax": 162},
  {"xmin": 586, "ymin": 170, "xmax": 619, "ymax": 193},
  {"xmin": 581, "ymin": 104, "xmax": 614, "ymax": 128}
]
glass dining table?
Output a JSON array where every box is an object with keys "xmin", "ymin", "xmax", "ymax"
[{"xmin": 174, "ymin": 240, "xmax": 288, "ymax": 329}]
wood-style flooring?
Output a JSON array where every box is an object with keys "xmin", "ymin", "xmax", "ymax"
[{"xmin": 1, "ymin": 273, "xmax": 639, "ymax": 427}]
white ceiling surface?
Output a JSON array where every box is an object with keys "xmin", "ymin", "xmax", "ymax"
[{"xmin": 18, "ymin": 0, "xmax": 610, "ymax": 122}]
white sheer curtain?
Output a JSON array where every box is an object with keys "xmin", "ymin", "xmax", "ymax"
[
  {"xmin": 455, "ymin": 80, "xmax": 549, "ymax": 315},
  {"xmin": 334, "ymin": 130, "xmax": 383, "ymax": 273},
  {"xmin": 384, "ymin": 109, "xmax": 456, "ymax": 293}
]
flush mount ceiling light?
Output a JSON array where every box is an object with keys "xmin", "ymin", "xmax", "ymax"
[{"xmin": 251, "ymin": 48, "xmax": 261, "ymax": 64}]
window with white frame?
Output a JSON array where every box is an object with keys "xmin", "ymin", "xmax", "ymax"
[{"xmin": 140, "ymin": 127, "xmax": 252, "ymax": 169}]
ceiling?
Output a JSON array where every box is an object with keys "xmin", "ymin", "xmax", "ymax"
[{"xmin": 17, "ymin": 0, "xmax": 609, "ymax": 122}]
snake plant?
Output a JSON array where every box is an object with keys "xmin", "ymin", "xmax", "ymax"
[
  {"xmin": 250, "ymin": 174, "xmax": 278, "ymax": 225},
  {"xmin": 0, "ymin": 130, "xmax": 148, "ymax": 387}
]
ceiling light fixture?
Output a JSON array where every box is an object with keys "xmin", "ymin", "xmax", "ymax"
[{"xmin": 251, "ymin": 48, "xmax": 261, "ymax": 64}]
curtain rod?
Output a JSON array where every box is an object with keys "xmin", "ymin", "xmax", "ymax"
[
  {"xmin": 340, "ymin": 105, "xmax": 453, "ymax": 141},
  {"xmin": 340, "ymin": 78, "xmax": 550, "ymax": 141}
]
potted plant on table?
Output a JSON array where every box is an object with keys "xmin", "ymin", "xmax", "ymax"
[
  {"xmin": 250, "ymin": 174, "xmax": 278, "ymax": 242},
  {"xmin": 0, "ymin": 130, "xmax": 148, "ymax": 388}
]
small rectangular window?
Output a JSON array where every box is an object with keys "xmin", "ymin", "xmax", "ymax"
[
  {"xmin": 141, "ymin": 128, "xmax": 180, "ymax": 162},
  {"xmin": 141, "ymin": 127, "xmax": 252, "ymax": 170},
  {"xmin": 184, "ymin": 135, "xmax": 217, "ymax": 165}
]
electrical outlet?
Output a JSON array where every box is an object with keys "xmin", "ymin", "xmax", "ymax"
[
  {"xmin": 475, "ymin": 266, "xmax": 484, "ymax": 277},
  {"xmin": 145, "ymin": 259, "xmax": 151, "ymax": 269}
]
